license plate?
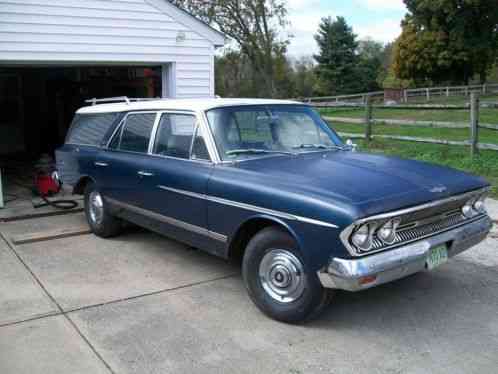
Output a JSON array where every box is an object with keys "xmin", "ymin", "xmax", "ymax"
[{"xmin": 426, "ymin": 245, "xmax": 449, "ymax": 270}]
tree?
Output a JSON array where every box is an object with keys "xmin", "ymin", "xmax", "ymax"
[
  {"xmin": 273, "ymin": 53, "xmax": 296, "ymax": 98},
  {"xmin": 376, "ymin": 41, "xmax": 393, "ymax": 87},
  {"xmin": 381, "ymin": 42, "xmax": 414, "ymax": 89},
  {"xmin": 356, "ymin": 38, "xmax": 384, "ymax": 92},
  {"xmin": 214, "ymin": 49, "xmax": 297, "ymax": 98},
  {"xmin": 393, "ymin": 0, "xmax": 498, "ymax": 84},
  {"xmin": 313, "ymin": 16, "xmax": 360, "ymax": 95},
  {"xmin": 292, "ymin": 56, "xmax": 317, "ymax": 98},
  {"xmin": 487, "ymin": 63, "xmax": 498, "ymax": 83},
  {"xmin": 313, "ymin": 18, "xmax": 385, "ymax": 94},
  {"xmin": 215, "ymin": 51, "xmax": 256, "ymax": 97},
  {"xmin": 170, "ymin": 0, "xmax": 291, "ymax": 97}
]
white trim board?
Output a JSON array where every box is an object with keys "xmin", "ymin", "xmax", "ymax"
[{"xmin": 144, "ymin": 0, "xmax": 225, "ymax": 47}]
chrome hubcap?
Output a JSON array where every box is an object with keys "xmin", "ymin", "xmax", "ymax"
[
  {"xmin": 89, "ymin": 191, "xmax": 104, "ymax": 226},
  {"xmin": 259, "ymin": 249, "xmax": 305, "ymax": 303}
]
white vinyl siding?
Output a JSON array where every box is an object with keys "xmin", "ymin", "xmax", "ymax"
[{"xmin": 0, "ymin": 0, "xmax": 224, "ymax": 97}]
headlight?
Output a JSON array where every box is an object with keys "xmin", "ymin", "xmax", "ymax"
[
  {"xmin": 377, "ymin": 219, "xmax": 400, "ymax": 244},
  {"xmin": 351, "ymin": 224, "xmax": 372, "ymax": 251},
  {"xmin": 473, "ymin": 195, "xmax": 487, "ymax": 213},
  {"xmin": 462, "ymin": 198, "xmax": 479, "ymax": 218}
]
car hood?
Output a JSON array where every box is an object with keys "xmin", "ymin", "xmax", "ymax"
[{"xmin": 232, "ymin": 151, "xmax": 489, "ymax": 218}]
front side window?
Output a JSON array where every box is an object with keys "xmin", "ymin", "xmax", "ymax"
[
  {"xmin": 118, "ymin": 113, "xmax": 156, "ymax": 153},
  {"xmin": 206, "ymin": 105, "xmax": 343, "ymax": 160},
  {"xmin": 153, "ymin": 113, "xmax": 210, "ymax": 161}
]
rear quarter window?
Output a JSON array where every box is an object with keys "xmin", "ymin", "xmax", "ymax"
[{"xmin": 66, "ymin": 113, "xmax": 120, "ymax": 146}]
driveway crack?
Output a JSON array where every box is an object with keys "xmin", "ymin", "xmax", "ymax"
[{"xmin": 0, "ymin": 232, "xmax": 117, "ymax": 374}]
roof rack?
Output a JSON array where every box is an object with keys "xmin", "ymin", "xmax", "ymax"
[{"xmin": 85, "ymin": 97, "xmax": 161, "ymax": 106}]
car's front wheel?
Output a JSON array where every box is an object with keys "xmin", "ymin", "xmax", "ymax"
[
  {"xmin": 242, "ymin": 227, "xmax": 333, "ymax": 323},
  {"xmin": 84, "ymin": 182, "xmax": 121, "ymax": 238}
]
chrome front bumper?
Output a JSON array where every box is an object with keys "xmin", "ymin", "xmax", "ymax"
[{"xmin": 318, "ymin": 216, "xmax": 493, "ymax": 292}]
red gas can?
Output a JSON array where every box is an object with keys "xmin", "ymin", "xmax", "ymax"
[{"xmin": 35, "ymin": 173, "xmax": 60, "ymax": 197}]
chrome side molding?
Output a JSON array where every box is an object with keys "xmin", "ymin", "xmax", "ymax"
[
  {"xmin": 106, "ymin": 197, "xmax": 228, "ymax": 243},
  {"xmin": 157, "ymin": 185, "xmax": 339, "ymax": 229}
]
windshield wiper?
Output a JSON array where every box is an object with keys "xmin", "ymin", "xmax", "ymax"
[
  {"xmin": 293, "ymin": 144, "xmax": 347, "ymax": 151},
  {"xmin": 226, "ymin": 148, "xmax": 295, "ymax": 156}
]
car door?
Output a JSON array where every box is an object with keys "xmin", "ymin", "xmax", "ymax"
[
  {"xmin": 140, "ymin": 112, "xmax": 216, "ymax": 247},
  {"xmin": 94, "ymin": 111, "xmax": 158, "ymax": 207}
]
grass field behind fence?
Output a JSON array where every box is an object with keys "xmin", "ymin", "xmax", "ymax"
[
  {"xmin": 352, "ymin": 139, "xmax": 498, "ymax": 199},
  {"xmin": 327, "ymin": 122, "xmax": 498, "ymax": 145},
  {"xmin": 319, "ymin": 107, "xmax": 498, "ymax": 124},
  {"xmin": 312, "ymin": 93, "xmax": 498, "ymax": 106},
  {"xmin": 405, "ymin": 93, "xmax": 498, "ymax": 106}
]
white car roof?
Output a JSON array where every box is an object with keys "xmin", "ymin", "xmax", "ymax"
[{"xmin": 76, "ymin": 98, "xmax": 304, "ymax": 114}]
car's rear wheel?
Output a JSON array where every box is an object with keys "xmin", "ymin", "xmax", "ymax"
[
  {"xmin": 242, "ymin": 227, "xmax": 333, "ymax": 323},
  {"xmin": 84, "ymin": 182, "xmax": 121, "ymax": 238}
]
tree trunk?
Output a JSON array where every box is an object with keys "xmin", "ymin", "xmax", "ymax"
[{"xmin": 479, "ymin": 70, "xmax": 487, "ymax": 85}]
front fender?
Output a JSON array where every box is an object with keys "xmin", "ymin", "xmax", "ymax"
[
  {"xmin": 228, "ymin": 213, "xmax": 305, "ymax": 253},
  {"xmin": 225, "ymin": 212, "xmax": 347, "ymax": 272}
]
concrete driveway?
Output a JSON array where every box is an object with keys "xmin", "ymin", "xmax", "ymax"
[{"xmin": 1, "ymin": 206, "xmax": 497, "ymax": 374}]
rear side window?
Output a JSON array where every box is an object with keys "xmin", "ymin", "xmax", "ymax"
[
  {"xmin": 66, "ymin": 113, "xmax": 119, "ymax": 146},
  {"xmin": 118, "ymin": 113, "xmax": 156, "ymax": 153}
]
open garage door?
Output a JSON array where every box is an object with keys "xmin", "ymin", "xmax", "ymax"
[
  {"xmin": 0, "ymin": 66, "xmax": 163, "ymax": 159},
  {"xmin": 0, "ymin": 73, "xmax": 24, "ymax": 154}
]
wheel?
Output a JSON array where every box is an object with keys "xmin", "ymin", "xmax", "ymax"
[
  {"xmin": 84, "ymin": 182, "xmax": 122, "ymax": 238},
  {"xmin": 242, "ymin": 227, "xmax": 333, "ymax": 323}
]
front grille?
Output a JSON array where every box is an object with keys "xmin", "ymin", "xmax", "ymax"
[
  {"xmin": 371, "ymin": 212, "xmax": 485, "ymax": 251},
  {"xmin": 369, "ymin": 193, "xmax": 473, "ymax": 252},
  {"xmin": 397, "ymin": 195, "xmax": 470, "ymax": 226},
  {"xmin": 344, "ymin": 188, "xmax": 490, "ymax": 257}
]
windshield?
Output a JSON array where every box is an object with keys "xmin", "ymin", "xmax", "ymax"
[{"xmin": 206, "ymin": 105, "xmax": 343, "ymax": 161}]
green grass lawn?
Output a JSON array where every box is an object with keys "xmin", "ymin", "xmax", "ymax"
[
  {"xmin": 328, "ymin": 122, "xmax": 498, "ymax": 145},
  {"xmin": 407, "ymin": 93, "xmax": 498, "ymax": 105},
  {"xmin": 319, "ymin": 107, "xmax": 498, "ymax": 124},
  {"xmin": 353, "ymin": 139, "xmax": 498, "ymax": 199}
]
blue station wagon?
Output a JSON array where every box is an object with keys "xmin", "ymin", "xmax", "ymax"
[{"xmin": 56, "ymin": 97, "xmax": 493, "ymax": 323}]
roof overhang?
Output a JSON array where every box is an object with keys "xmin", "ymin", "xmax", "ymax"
[{"xmin": 145, "ymin": 0, "xmax": 226, "ymax": 47}]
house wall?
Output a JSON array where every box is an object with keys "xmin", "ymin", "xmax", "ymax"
[{"xmin": 0, "ymin": 0, "xmax": 217, "ymax": 97}]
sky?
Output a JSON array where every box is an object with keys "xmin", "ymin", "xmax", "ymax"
[{"xmin": 286, "ymin": 0, "xmax": 408, "ymax": 57}]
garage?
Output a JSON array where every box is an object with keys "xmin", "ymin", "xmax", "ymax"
[
  {"xmin": 0, "ymin": 66, "xmax": 163, "ymax": 156},
  {"xmin": 0, "ymin": 0, "xmax": 225, "ymax": 159}
]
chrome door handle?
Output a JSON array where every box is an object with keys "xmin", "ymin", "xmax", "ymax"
[
  {"xmin": 94, "ymin": 162, "xmax": 109, "ymax": 167},
  {"xmin": 137, "ymin": 171, "xmax": 154, "ymax": 177}
]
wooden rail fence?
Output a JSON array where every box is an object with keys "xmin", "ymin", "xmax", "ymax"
[
  {"xmin": 298, "ymin": 83, "xmax": 498, "ymax": 105},
  {"xmin": 336, "ymin": 92, "xmax": 498, "ymax": 156}
]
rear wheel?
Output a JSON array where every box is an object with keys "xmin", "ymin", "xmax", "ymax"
[
  {"xmin": 242, "ymin": 227, "xmax": 332, "ymax": 323},
  {"xmin": 84, "ymin": 182, "xmax": 121, "ymax": 238}
]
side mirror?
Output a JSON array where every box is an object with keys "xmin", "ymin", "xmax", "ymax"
[{"xmin": 346, "ymin": 139, "xmax": 357, "ymax": 152}]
